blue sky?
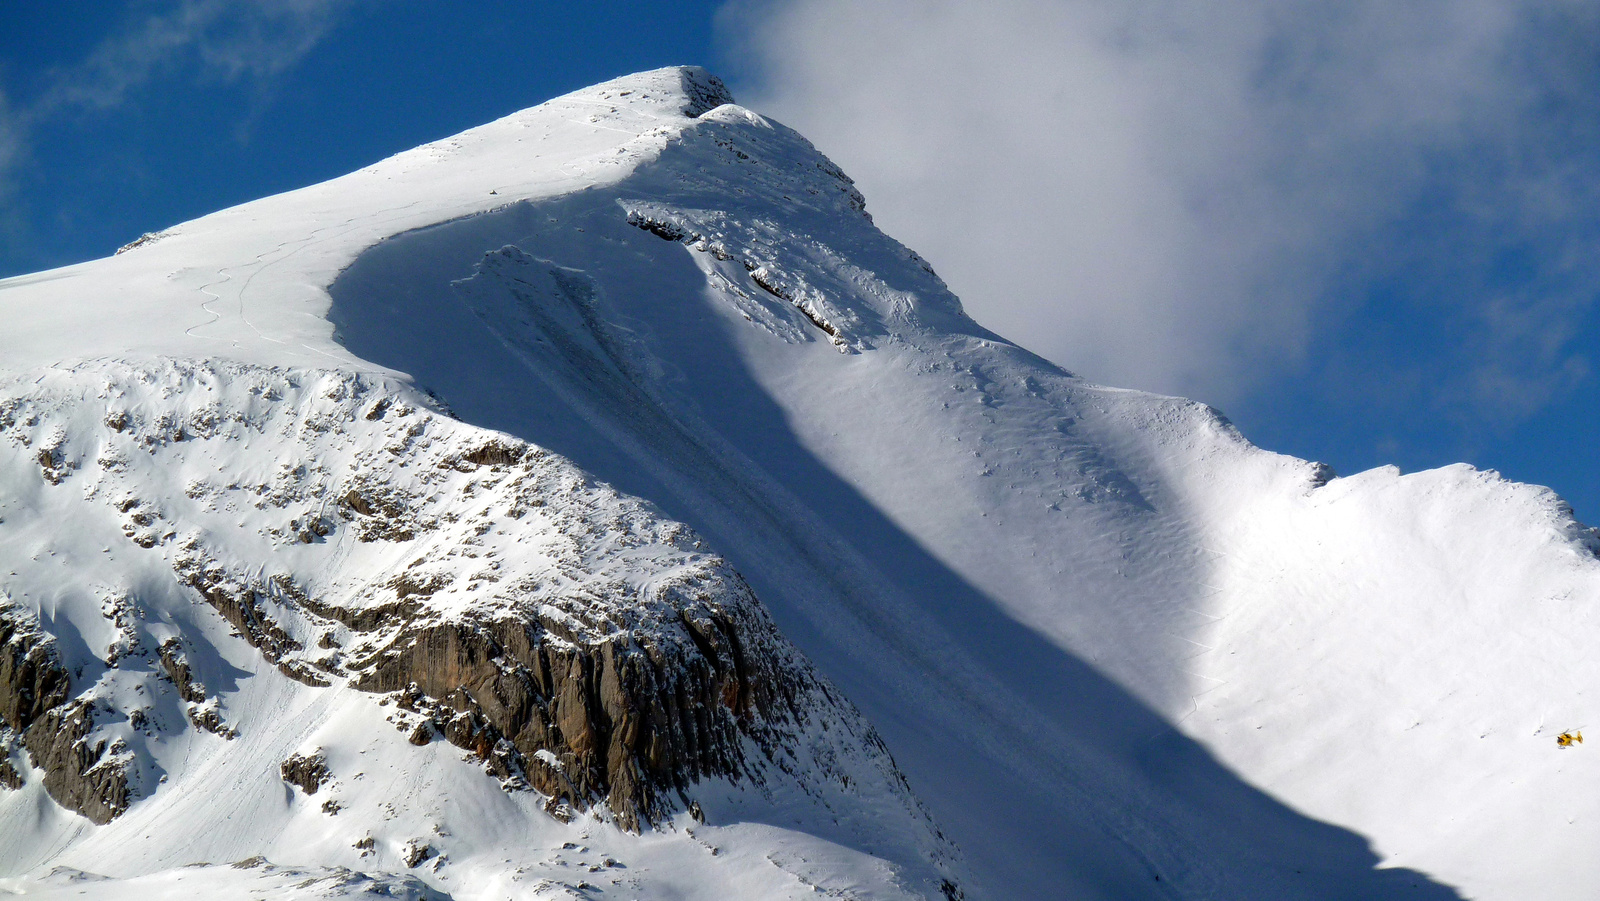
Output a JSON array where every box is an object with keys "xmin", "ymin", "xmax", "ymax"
[{"xmin": 3, "ymin": 1, "xmax": 1597, "ymax": 524}]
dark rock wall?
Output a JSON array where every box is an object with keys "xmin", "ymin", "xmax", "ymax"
[
  {"xmin": 23, "ymin": 699, "xmax": 130, "ymax": 824},
  {"xmin": 1, "ymin": 605, "xmax": 130, "ymax": 824},
  {"xmin": 0, "ymin": 606, "xmax": 71, "ymax": 732},
  {"xmin": 345, "ymin": 599, "xmax": 773, "ymax": 831}
]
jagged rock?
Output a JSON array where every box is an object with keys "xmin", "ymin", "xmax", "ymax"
[
  {"xmin": 342, "ymin": 578, "xmax": 802, "ymax": 832},
  {"xmin": 280, "ymin": 750, "xmax": 330, "ymax": 795},
  {"xmin": 22, "ymin": 698, "xmax": 131, "ymax": 825},
  {"xmin": 3, "ymin": 604, "xmax": 129, "ymax": 822},
  {"xmin": 407, "ymin": 721, "xmax": 434, "ymax": 746},
  {"xmin": 186, "ymin": 700, "xmax": 237, "ymax": 739},
  {"xmin": 457, "ymin": 440, "xmax": 523, "ymax": 468},
  {"xmin": 290, "ymin": 515, "xmax": 334, "ymax": 543},
  {"xmin": 277, "ymin": 661, "xmax": 332, "ymax": 688},
  {"xmin": 0, "ymin": 758, "xmax": 21, "ymax": 789},
  {"xmin": 0, "ymin": 605, "xmax": 72, "ymax": 731},
  {"xmin": 174, "ymin": 559, "xmax": 302, "ymax": 663},
  {"xmin": 674, "ymin": 67, "xmax": 734, "ymax": 118},
  {"xmin": 339, "ymin": 485, "xmax": 424, "ymax": 542},
  {"xmin": 36, "ymin": 444, "xmax": 70, "ymax": 484},
  {"xmin": 156, "ymin": 638, "xmax": 207, "ymax": 704},
  {"xmin": 114, "ymin": 230, "xmax": 171, "ymax": 254},
  {"xmin": 403, "ymin": 839, "xmax": 435, "ymax": 868}
]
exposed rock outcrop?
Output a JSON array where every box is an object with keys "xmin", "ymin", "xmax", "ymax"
[
  {"xmin": 156, "ymin": 638, "xmax": 207, "ymax": 704},
  {"xmin": 342, "ymin": 573, "xmax": 801, "ymax": 831},
  {"xmin": 174, "ymin": 558, "xmax": 304, "ymax": 664},
  {"xmin": 281, "ymin": 750, "xmax": 330, "ymax": 795},
  {"xmin": 673, "ymin": 67, "xmax": 734, "ymax": 119},
  {"xmin": 0, "ymin": 361, "xmax": 941, "ymax": 865},
  {"xmin": 22, "ymin": 698, "xmax": 131, "ymax": 825},
  {"xmin": 2, "ymin": 603, "xmax": 131, "ymax": 822},
  {"xmin": 1, "ymin": 605, "xmax": 72, "ymax": 731}
]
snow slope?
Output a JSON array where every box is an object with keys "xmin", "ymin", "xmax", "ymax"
[
  {"xmin": 0, "ymin": 359, "xmax": 958, "ymax": 900},
  {"xmin": 3, "ymin": 66, "xmax": 1599, "ymax": 900}
]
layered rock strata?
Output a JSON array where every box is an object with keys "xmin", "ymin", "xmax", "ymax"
[{"xmin": 0, "ymin": 360, "xmax": 904, "ymax": 835}]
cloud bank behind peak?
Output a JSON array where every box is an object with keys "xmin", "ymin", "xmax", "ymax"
[{"xmin": 723, "ymin": 0, "xmax": 1600, "ymax": 416}]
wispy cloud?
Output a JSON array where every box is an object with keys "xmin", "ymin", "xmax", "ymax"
[
  {"xmin": 0, "ymin": 88, "xmax": 21, "ymax": 188},
  {"xmin": 0, "ymin": 0, "xmax": 354, "ymax": 225},
  {"xmin": 0, "ymin": 88, "xmax": 26, "ymax": 249},
  {"xmin": 723, "ymin": 0, "xmax": 1600, "ymax": 419},
  {"xmin": 34, "ymin": 0, "xmax": 354, "ymax": 115}
]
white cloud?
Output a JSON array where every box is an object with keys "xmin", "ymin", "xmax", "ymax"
[
  {"xmin": 1, "ymin": 0, "xmax": 353, "ymax": 178},
  {"xmin": 0, "ymin": 88, "xmax": 30, "ymax": 251},
  {"xmin": 0, "ymin": 1, "xmax": 355, "ymax": 270},
  {"xmin": 0, "ymin": 89, "xmax": 20, "ymax": 186},
  {"xmin": 722, "ymin": 0, "xmax": 1600, "ymax": 411},
  {"xmin": 35, "ymin": 0, "xmax": 355, "ymax": 115}
]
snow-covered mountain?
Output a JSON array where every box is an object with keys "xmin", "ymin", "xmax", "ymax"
[{"xmin": 2, "ymin": 66, "xmax": 1597, "ymax": 901}]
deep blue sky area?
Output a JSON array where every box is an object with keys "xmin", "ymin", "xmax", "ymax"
[
  {"xmin": 1, "ymin": 2, "xmax": 1595, "ymax": 526},
  {"xmin": 0, "ymin": 2, "xmax": 724, "ymax": 276}
]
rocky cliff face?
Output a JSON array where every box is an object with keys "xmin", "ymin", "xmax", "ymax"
[
  {"xmin": 344, "ymin": 575, "xmax": 801, "ymax": 831},
  {"xmin": 0, "ymin": 359, "xmax": 934, "ymax": 847},
  {"xmin": 0, "ymin": 605, "xmax": 71, "ymax": 737},
  {"xmin": 1, "ymin": 602, "xmax": 134, "ymax": 824}
]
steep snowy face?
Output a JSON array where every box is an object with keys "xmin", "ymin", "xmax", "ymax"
[
  {"xmin": 3, "ymin": 63, "xmax": 1600, "ymax": 901},
  {"xmin": 0, "ymin": 69, "xmax": 962, "ymax": 901},
  {"xmin": 0, "ymin": 358, "xmax": 958, "ymax": 899},
  {"xmin": 0, "ymin": 356, "xmax": 958, "ymax": 895},
  {"xmin": 321, "ymin": 70, "xmax": 1600, "ymax": 900},
  {"xmin": 1169, "ymin": 457, "xmax": 1600, "ymax": 897}
]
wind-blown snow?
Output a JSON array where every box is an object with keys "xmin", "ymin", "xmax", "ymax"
[{"xmin": 2, "ymin": 65, "xmax": 1598, "ymax": 900}]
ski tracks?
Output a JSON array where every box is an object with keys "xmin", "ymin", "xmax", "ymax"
[{"xmin": 184, "ymin": 205, "xmax": 425, "ymax": 353}]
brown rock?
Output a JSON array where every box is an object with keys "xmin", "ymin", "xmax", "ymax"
[
  {"xmin": 403, "ymin": 839, "xmax": 435, "ymax": 867},
  {"xmin": 156, "ymin": 639, "xmax": 207, "ymax": 704},
  {"xmin": 0, "ymin": 607, "xmax": 72, "ymax": 732},
  {"xmin": 346, "ymin": 596, "xmax": 784, "ymax": 831},
  {"xmin": 22, "ymin": 699, "xmax": 130, "ymax": 824},
  {"xmin": 280, "ymin": 750, "xmax": 330, "ymax": 795},
  {"xmin": 407, "ymin": 720, "xmax": 435, "ymax": 746}
]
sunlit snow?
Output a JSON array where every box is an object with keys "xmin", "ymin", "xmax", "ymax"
[{"xmin": 2, "ymin": 65, "xmax": 1598, "ymax": 901}]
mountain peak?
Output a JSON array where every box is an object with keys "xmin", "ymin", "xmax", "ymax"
[
  {"xmin": 563, "ymin": 65, "xmax": 735, "ymax": 119},
  {"xmin": 4, "ymin": 66, "xmax": 1598, "ymax": 901}
]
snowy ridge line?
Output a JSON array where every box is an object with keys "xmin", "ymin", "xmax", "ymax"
[
  {"xmin": 0, "ymin": 68, "xmax": 741, "ymax": 376},
  {"xmin": 5, "ymin": 63, "xmax": 1600, "ymax": 898}
]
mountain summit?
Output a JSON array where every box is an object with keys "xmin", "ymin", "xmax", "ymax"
[{"xmin": 3, "ymin": 66, "xmax": 1598, "ymax": 900}]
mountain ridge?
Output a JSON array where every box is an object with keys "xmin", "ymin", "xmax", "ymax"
[{"xmin": 2, "ymin": 66, "xmax": 1598, "ymax": 900}]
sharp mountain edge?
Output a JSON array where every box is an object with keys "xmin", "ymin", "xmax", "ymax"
[{"xmin": 1, "ymin": 67, "xmax": 1597, "ymax": 901}]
